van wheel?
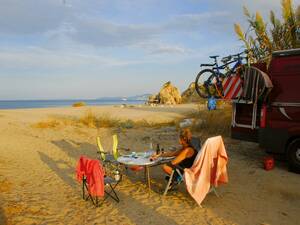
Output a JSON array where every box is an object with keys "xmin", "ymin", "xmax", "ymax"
[{"xmin": 287, "ymin": 138, "xmax": 300, "ymax": 173}]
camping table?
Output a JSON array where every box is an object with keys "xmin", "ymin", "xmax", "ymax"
[{"xmin": 117, "ymin": 151, "xmax": 174, "ymax": 192}]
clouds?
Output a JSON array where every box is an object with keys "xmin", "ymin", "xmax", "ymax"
[
  {"xmin": 0, "ymin": 0, "xmax": 68, "ymax": 35},
  {"xmin": 149, "ymin": 45, "xmax": 187, "ymax": 55},
  {"xmin": 1, "ymin": 0, "xmax": 300, "ymax": 99},
  {"xmin": 70, "ymin": 17, "xmax": 158, "ymax": 47},
  {"xmin": 164, "ymin": 11, "xmax": 231, "ymax": 32},
  {"xmin": 0, "ymin": 46, "xmax": 137, "ymax": 72},
  {"xmin": 52, "ymin": 10, "xmax": 231, "ymax": 53},
  {"xmin": 0, "ymin": 0, "xmax": 232, "ymax": 49}
]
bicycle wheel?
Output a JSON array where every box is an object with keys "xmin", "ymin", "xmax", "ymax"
[{"xmin": 195, "ymin": 69, "xmax": 217, "ymax": 98}]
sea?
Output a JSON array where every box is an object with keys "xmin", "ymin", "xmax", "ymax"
[{"xmin": 0, "ymin": 99, "xmax": 146, "ymax": 110}]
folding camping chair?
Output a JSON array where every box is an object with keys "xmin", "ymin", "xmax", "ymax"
[
  {"xmin": 163, "ymin": 136, "xmax": 227, "ymax": 206},
  {"xmin": 163, "ymin": 136, "xmax": 203, "ymax": 196},
  {"xmin": 163, "ymin": 165, "xmax": 219, "ymax": 198},
  {"xmin": 96, "ymin": 134, "xmax": 119, "ymax": 164},
  {"xmin": 77, "ymin": 156, "xmax": 120, "ymax": 207},
  {"xmin": 82, "ymin": 175, "xmax": 120, "ymax": 207}
]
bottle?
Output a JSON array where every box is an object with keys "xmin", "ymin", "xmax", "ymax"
[
  {"xmin": 156, "ymin": 144, "xmax": 160, "ymax": 155},
  {"xmin": 114, "ymin": 170, "xmax": 120, "ymax": 181},
  {"xmin": 149, "ymin": 138, "xmax": 153, "ymax": 151},
  {"xmin": 161, "ymin": 148, "xmax": 164, "ymax": 154}
]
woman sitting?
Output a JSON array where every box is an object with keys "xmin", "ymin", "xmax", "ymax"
[{"xmin": 151, "ymin": 128, "xmax": 198, "ymax": 177}]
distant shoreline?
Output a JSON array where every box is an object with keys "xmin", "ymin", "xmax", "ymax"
[{"xmin": 0, "ymin": 99, "xmax": 146, "ymax": 110}]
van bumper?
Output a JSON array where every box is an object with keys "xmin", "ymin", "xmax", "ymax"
[
  {"xmin": 231, "ymin": 126, "xmax": 258, "ymax": 142},
  {"xmin": 258, "ymin": 128, "xmax": 288, "ymax": 154}
]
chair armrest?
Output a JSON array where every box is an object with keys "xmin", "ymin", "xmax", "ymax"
[
  {"xmin": 97, "ymin": 151, "xmax": 110, "ymax": 155},
  {"xmin": 173, "ymin": 164, "xmax": 184, "ymax": 171},
  {"xmin": 118, "ymin": 147, "xmax": 130, "ymax": 151},
  {"xmin": 173, "ymin": 165, "xmax": 184, "ymax": 179}
]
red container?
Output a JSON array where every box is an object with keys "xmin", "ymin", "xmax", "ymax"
[
  {"xmin": 260, "ymin": 104, "xmax": 267, "ymax": 128},
  {"xmin": 130, "ymin": 165, "xmax": 144, "ymax": 172},
  {"xmin": 264, "ymin": 156, "xmax": 275, "ymax": 171}
]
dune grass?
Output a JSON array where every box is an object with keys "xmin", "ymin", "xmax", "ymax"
[
  {"xmin": 189, "ymin": 103, "xmax": 232, "ymax": 137},
  {"xmin": 33, "ymin": 110, "xmax": 176, "ymax": 129},
  {"xmin": 33, "ymin": 119, "xmax": 61, "ymax": 129},
  {"xmin": 33, "ymin": 102, "xmax": 232, "ymax": 133},
  {"xmin": 80, "ymin": 110, "xmax": 120, "ymax": 128}
]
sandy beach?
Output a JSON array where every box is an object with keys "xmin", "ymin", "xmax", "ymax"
[{"xmin": 0, "ymin": 104, "xmax": 299, "ymax": 225}]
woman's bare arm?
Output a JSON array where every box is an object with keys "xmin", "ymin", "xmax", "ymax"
[
  {"xmin": 161, "ymin": 149, "xmax": 181, "ymax": 157},
  {"xmin": 171, "ymin": 147, "xmax": 194, "ymax": 165},
  {"xmin": 150, "ymin": 148, "xmax": 181, "ymax": 160}
]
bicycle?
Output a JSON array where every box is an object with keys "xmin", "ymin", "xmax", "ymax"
[{"xmin": 195, "ymin": 50, "xmax": 248, "ymax": 99}]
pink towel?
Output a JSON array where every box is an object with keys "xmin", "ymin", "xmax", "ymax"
[
  {"xmin": 184, "ymin": 136, "xmax": 228, "ymax": 205},
  {"xmin": 76, "ymin": 156, "xmax": 105, "ymax": 197}
]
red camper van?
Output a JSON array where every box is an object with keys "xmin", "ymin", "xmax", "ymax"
[{"xmin": 231, "ymin": 48, "xmax": 300, "ymax": 172}]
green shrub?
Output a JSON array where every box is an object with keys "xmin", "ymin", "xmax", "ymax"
[{"xmin": 72, "ymin": 102, "xmax": 86, "ymax": 107}]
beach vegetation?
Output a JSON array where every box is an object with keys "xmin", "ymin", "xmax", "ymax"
[
  {"xmin": 189, "ymin": 103, "xmax": 232, "ymax": 137},
  {"xmin": 33, "ymin": 110, "xmax": 176, "ymax": 130},
  {"xmin": 234, "ymin": 0, "xmax": 300, "ymax": 63},
  {"xmin": 32, "ymin": 119, "xmax": 61, "ymax": 129},
  {"xmin": 72, "ymin": 102, "xmax": 86, "ymax": 107},
  {"xmin": 79, "ymin": 110, "xmax": 98, "ymax": 128},
  {"xmin": 95, "ymin": 114, "xmax": 121, "ymax": 128}
]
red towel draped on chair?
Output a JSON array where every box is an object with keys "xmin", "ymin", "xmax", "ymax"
[{"xmin": 76, "ymin": 156, "xmax": 105, "ymax": 197}]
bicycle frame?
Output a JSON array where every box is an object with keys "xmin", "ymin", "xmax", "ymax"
[{"xmin": 212, "ymin": 57, "xmax": 243, "ymax": 77}]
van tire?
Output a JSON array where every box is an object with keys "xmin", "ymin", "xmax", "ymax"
[{"xmin": 287, "ymin": 138, "xmax": 300, "ymax": 173}]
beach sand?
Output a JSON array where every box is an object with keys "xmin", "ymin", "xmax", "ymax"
[{"xmin": 0, "ymin": 104, "xmax": 299, "ymax": 225}]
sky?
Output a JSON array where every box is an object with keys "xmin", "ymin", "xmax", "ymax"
[{"xmin": 1, "ymin": 0, "xmax": 299, "ymax": 100}]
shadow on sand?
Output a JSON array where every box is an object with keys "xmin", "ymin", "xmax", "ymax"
[
  {"xmin": 0, "ymin": 206, "xmax": 7, "ymax": 225},
  {"xmin": 115, "ymin": 191, "xmax": 179, "ymax": 225},
  {"xmin": 38, "ymin": 139, "xmax": 180, "ymax": 225},
  {"xmin": 38, "ymin": 151, "xmax": 77, "ymax": 188},
  {"xmin": 38, "ymin": 139, "xmax": 98, "ymax": 189}
]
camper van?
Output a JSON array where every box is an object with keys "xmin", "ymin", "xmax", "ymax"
[{"xmin": 231, "ymin": 48, "xmax": 300, "ymax": 172}]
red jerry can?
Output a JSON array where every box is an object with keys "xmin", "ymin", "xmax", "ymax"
[
  {"xmin": 260, "ymin": 104, "xmax": 267, "ymax": 128},
  {"xmin": 264, "ymin": 156, "xmax": 274, "ymax": 171}
]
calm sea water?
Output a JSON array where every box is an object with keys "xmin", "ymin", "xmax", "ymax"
[{"xmin": 0, "ymin": 99, "xmax": 145, "ymax": 109}]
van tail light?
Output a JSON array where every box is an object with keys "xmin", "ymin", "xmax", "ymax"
[{"xmin": 260, "ymin": 104, "xmax": 267, "ymax": 128}]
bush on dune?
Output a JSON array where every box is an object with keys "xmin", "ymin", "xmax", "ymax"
[{"xmin": 72, "ymin": 102, "xmax": 86, "ymax": 107}]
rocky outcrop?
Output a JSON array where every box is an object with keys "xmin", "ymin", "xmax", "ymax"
[
  {"xmin": 148, "ymin": 81, "xmax": 181, "ymax": 105},
  {"xmin": 181, "ymin": 82, "xmax": 200, "ymax": 103}
]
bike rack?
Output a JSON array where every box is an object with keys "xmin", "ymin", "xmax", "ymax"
[{"xmin": 231, "ymin": 100, "xmax": 258, "ymax": 130}]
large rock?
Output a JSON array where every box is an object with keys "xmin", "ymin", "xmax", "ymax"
[
  {"xmin": 181, "ymin": 82, "xmax": 200, "ymax": 103},
  {"xmin": 148, "ymin": 81, "xmax": 181, "ymax": 105}
]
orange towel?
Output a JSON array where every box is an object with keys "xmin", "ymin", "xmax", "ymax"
[
  {"xmin": 184, "ymin": 136, "xmax": 228, "ymax": 205},
  {"xmin": 76, "ymin": 156, "xmax": 105, "ymax": 197}
]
